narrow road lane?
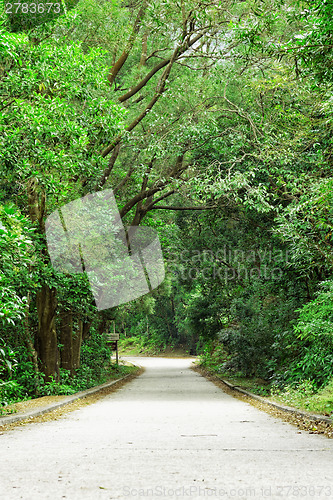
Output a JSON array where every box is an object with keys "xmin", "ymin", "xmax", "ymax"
[{"xmin": 0, "ymin": 357, "xmax": 332, "ymax": 499}]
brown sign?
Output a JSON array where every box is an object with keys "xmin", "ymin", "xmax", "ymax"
[{"xmin": 107, "ymin": 333, "xmax": 119, "ymax": 341}]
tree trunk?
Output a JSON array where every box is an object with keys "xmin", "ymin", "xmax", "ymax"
[
  {"xmin": 27, "ymin": 179, "xmax": 59, "ymax": 382},
  {"xmin": 23, "ymin": 290, "xmax": 39, "ymax": 382},
  {"xmin": 59, "ymin": 313, "xmax": 89, "ymax": 376},
  {"xmin": 36, "ymin": 285, "xmax": 59, "ymax": 382},
  {"xmin": 72, "ymin": 320, "xmax": 83, "ymax": 373},
  {"xmin": 98, "ymin": 313, "xmax": 108, "ymax": 335},
  {"xmin": 82, "ymin": 320, "xmax": 92, "ymax": 342},
  {"xmin": 59, "ymin": 310, "xmax": 73, "ymax": 373}
]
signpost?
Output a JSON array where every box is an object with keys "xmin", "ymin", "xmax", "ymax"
[{"xmin": 106, "ymin": 323, "xmax": 120, "ymax": 364}]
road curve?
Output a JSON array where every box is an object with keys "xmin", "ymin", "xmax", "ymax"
[{"xmin": 0, "ymin": 357, "xmax": 332, "ymax": 499}]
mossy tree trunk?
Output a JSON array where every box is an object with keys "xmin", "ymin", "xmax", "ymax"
[
  {"xmin": 36, "ymin": 285, "xmax": 59, "ymax": 382},
  {"xmin": 59, "ymin": 310, "xmax": 73, "ymax": 374}
]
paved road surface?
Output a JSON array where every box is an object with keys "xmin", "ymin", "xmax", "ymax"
[{"xmin": 0, "ymin": 357, "xmax": 332, "ymax": 500}]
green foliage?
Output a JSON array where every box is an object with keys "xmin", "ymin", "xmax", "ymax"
[
  {"xmin": 0, "ymin": 30, "xmax": 124, "ymax": 202},
  {"xmin": 274, "ymin": 179, "xmax": 333, "ymax": 280},
  {"xmin": 78, "ymin": 329, "xmax": 112, "ymax": 382},
  {"xmin": 284, "ymin": 1, "xmax": 333, "ymax": 84},
  {"xmin": 0, "ymin": 380, "xmax": 26, "ymax": 407},
  {"xmin": 295, "ymin": 281, "xmax": 333, "ymax": 342},
  {"xmin": 278, "ymin": 281, "xmax": 333, "ymax": 388},
  {"xmin": 38, "ymin": 369, "xmax": 77, "ymax": 396},
  {"xmin": 0, "ymin": 343, "xmax": 30, "ymax": 405},
  {"xmin": 14, "ymin": 358, "xmax": 39, "ymax": 395},
  {"xmin": 0, "ymin": 205, "xmax": 34, "ymax": 325},
  {"xmin": 119, "ymin": 330, "xmax": 168, "ymax": 355},
  {"xmin": 271, "ymin": 378, "xmax": 333, "ymax": 416},
  {"xmin": 0, "ymin": 337, "xmax": 17, "ymax": 377},
  {"xmin": 198, "ymin": 340, "xmax": 230, "ymax": 370}
]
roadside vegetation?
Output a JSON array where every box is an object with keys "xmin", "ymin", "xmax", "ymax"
[
  {"xmin": 0, "ymin": 326, "xmax": 135, "ymax": 411},
  {"xmin": 1, "ymin": 0, "xmax": 333, "ymax": 415}
]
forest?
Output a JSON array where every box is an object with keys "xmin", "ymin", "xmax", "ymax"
[{"xmin": 1, "ymin": 0, "xmax": 333, "ymax": 413}]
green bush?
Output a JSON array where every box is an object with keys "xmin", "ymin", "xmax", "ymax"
[
  {"xmin": 0, "ymin": 380, "xmax": 26, "ymax": 406},
  {"xmin": 283, "ymin": 281, "xmax": 333, "ymax": 387},
  {"xmin": 0, "ymin": 337, "xmax": 17, "ymax": 378},
  {"xmin": 13, "ymin": 347, "xmax": 39, "ymax": 395},
  {"xmin": 79, "ymin": 330, "xmax": 113, "ymax": 380}
]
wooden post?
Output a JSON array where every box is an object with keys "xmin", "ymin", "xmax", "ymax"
[
  {"xmin": 106, "ymin": 327, "xmax": 120, "ymax": 366},
  {"xmin": 114, "ymin": 321, "xmax": 118, "ymax": 365}
]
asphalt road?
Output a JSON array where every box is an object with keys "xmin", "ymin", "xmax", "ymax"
[{"xmin": 0, "ymin": 357, "xmax": 332, "ymax": 500}]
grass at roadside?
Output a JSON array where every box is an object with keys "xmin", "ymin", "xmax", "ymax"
[
  {"xmin": 270, "ymin": 379, "xmax": 333, "ymax": 416},
  {"xmin": 198, "ymin": 359, "xmax": 333, "ymax": 417}
]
